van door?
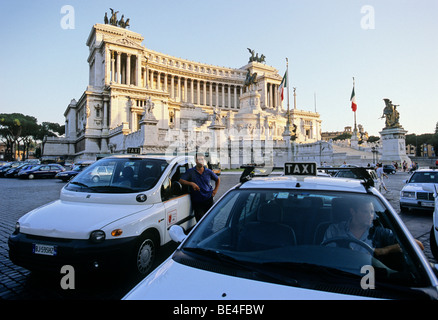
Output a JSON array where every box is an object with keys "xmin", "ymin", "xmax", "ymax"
[{"xmin": 161, "ymin": 162, "xmax": 195, "ymax": 243}]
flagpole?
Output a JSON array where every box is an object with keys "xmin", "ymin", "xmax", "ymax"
[
  {"xmin": 353, "ymin": 77, "xmax": 357, "ymax": 132},
  {"xmin": 287, "ymin": 58, "xmax": 290, "ymax": 115},
  {"xmin": 286, "ymin": 58, "xmax": 291, "ymax": 130}
]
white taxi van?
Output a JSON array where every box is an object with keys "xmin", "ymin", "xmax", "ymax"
[
  {"xmin": 124, "ymin": 163, "xmax": 438, "ymax": 300},
  {"xmin": 9, "ymin": 154, "xmax": 196, "ymax": 277}
]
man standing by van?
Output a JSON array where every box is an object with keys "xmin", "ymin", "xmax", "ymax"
[{"xmin": 180, "ymin": 153, "xmax": 220, "ymax": 222}]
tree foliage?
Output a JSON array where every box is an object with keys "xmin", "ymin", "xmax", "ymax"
[
  {"xmin": 333, "ymin": 132, "xmax": 352, "ymax": 140},
  {"xmin": 406, "ymin": 127, "xmax": 438, "ymax": 156},
  {"xmin": 0, "ymin": 113, "xmax": 65, "ymax": 160}
]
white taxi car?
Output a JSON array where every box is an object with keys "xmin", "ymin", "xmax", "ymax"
[
  {"xmin": 400, "ymin": 168, "xmax": 438, "ymax": 212},
  {"xmin": 124, "ymin": 163, "xmax": 438, "ymax": 300},
  {"xmin": 9, "ymin": 154, "xmax": 196, "ymax": 277}
]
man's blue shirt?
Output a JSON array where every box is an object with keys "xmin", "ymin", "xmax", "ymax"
[{"xmin": 181, "ymin": 166, "xmax": 219, "ymax": 203}]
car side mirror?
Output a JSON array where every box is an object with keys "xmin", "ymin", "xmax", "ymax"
[
  {"xmin": 169, "ymin": 225, "xmax": 186, "ymax": 243},
  {"xmin": 171, "ymin": 181, "xmax": 183, "ymax": 195}
]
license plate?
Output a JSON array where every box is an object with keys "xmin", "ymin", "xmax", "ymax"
[
  {"xmin": 421, "ymin": 202, "xmax": 435, "ymax": 208},
  {"xmin": 33, "ymin": 243, "xmax": 57, "ymax": 256}
]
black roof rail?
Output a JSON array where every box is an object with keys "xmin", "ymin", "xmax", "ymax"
[
  {"xmin": 239, "ymin": 164, "xmax": 375, "ymax": 191},
  {"xmin": 318, "ymin": 166, "xmax": 375, "ymax": 190},
  {"xmin": 239, "ymin": 164, "xmax": 275, "ymax": 183}
]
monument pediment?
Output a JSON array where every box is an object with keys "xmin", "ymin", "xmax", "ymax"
[{"xmin": 112, "ymin": 36, "xmax": 144, "ymax": 50}]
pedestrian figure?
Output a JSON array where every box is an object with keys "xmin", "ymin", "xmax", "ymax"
[{"xmin": 376, "ymin": 163, "xmax": 389, "ymax": 192}]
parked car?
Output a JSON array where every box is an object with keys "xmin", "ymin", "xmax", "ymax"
[
  {"xmin": 0, "ymin": 162, "xmax": 22, "ymax": 177},
  {"xmin": 383, "ymin": 164, "xmax": 397, "ymax": 174},
  {"xmin": 4, "ymin": 163, "xmax": 37, "ymax": 178},
  {"xmin": 123, "ymin": 163, "xmax": 438, "ymax": 300},
  {"xmin": 17, "ymin": 164, "xmax": 65, "ymax": 179},
  {"xmin": 86, "ymin": 164, "xmax": 114, "ymax": 183},
  {"xmin": 332, "ymin": 167, "xmax": 381, "ymax": 191},
  {"xmin": 55, "ymin": 160, "xmax": 94, "ymax": 182},
  {"xmin": 400, "ymin": 168, "xmax": 438, "ymax": 212},
  {"xmin": 9, "ymin": 155, "xmax": 196, "ymax": 277}
]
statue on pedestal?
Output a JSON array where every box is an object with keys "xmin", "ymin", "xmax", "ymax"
[
  {"xmin": 211, "ymin": 106, "xmax": 222, "ymax": 126},
  {"xmin": 380, "ymin": 98, "xmax": 401, "ymax": 129},
  {"xmin": 244, "ymin": 70, "xmax": 257, "ymax": 92},
  {"xmin": 142, "ymin": 97, "xmax": 156, "ymax": 121}
]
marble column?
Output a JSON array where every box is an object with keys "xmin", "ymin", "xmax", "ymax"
[{"xmin": 116, "ymin": 52, "xmax": 121, "ymax": 84}]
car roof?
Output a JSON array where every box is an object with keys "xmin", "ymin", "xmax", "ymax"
[
  {"xmin": 414, "ymin": 168, "xmax": 438, "ymax": 172},
  {"xmin": 103, "ymin": 154, "xmax": 194, "ymax": 163},
  {"xmin": 238, "ymin": 175, "xmax": 368, "ymax": 193}
]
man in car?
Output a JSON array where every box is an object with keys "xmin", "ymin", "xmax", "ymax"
[
  {"xmin": 179, "ymin": 153, "xmax": 220, "ymax": 222},
  {"xmin": 323, "ymin": 198, "xmax": 424, "ymax": 256}
]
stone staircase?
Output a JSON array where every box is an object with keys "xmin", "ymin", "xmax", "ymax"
[{"xmin": 331, "ymin": 144, "xmax": 376, "ymax": 166}]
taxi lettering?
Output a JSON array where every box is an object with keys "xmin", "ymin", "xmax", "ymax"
[{"xmin": 284, "ymin": 162, "xmax": 317, "ymax": 176}]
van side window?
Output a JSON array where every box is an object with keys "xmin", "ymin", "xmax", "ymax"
[{"xmin": 162, "ymin": 163, "xmax": 190, "ymax": 201}]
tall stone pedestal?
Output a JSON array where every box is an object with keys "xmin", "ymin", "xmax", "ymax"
[
  {"xmin": 379, "ymin": 127, "xmax": 411, "ymax": 165},
  {"xmin": 140, "ymin": 117, "xmax": 159, "ymax": 148}
]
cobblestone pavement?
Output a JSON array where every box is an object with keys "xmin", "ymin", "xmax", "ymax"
[
  {"xmin": 0, "ymin": 178, "xmax": 64, "ymax": 299},
  {"xmin": 0, "ymin": 172, "xmax": 436, "ymax": 299}
]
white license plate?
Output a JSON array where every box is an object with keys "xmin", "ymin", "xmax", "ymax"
[
  {"xmin": 33, "ymin": 243, "xmax": 57, "ymax": 256},
  {"xmin": 421, "ymin": 202, "xmax": 435, "ymax": 208}
]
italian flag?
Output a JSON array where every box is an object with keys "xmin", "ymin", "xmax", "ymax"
[
  {"xmin": 278, "ymin": 71, "xmax": 287, "ymax": 101},
  {"xmin": 350, "ymin": 86, "xmax": 357, "ymax": 112}
]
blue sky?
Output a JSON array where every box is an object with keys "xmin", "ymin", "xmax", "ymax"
[{"xmin": 0, "ymin": 0, "xmax": 437, "ymax": 136}]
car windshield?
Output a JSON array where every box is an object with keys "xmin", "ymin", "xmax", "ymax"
[
  {"xmin": 65, "ymin": 158, "xmax": 168, "ymax": 193},
  {"xmin": 409, "ymin": 172, "xmax": 438, "ymax": 183},
  {"xmin": 179, "ymin": 189, "xmax": 431, "ymax": 298}
]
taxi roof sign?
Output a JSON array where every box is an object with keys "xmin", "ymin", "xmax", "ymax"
[
  {"xmin": 284, "ymin": 162, "xmax": 317, "ymax": 176},
  {"xmin": 127, "ymin": 147, "xmax": 141, "ymax": 154}
]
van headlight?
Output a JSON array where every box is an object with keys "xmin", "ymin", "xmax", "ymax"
[
  {"xmin": 14, "ymin": 222, "xmax": 20, "ymax": 234},
  {"xmin": 90, "ymin": 230, "xmax": 106, "ymax": 243}
]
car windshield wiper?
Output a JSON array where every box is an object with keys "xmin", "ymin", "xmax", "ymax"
[
  {"xmin": 182, "ymin": 247, "xmax": 300, "ymax": 287},
  {"xmin": 87, "ymin": 185, "xmax": 135, "ymax": 193},
  {"xmin": 69, "ymin": 181, "xmax": 90, "ymax": 188}
]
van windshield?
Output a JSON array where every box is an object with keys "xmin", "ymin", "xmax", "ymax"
[{"xmin": 65, "ymin": 158, "xmax": 168, "ymax": 193}]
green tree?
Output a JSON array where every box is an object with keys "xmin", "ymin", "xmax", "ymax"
[
  {"xmin": 0, "ymin": 113, "xmax": 38, "ymax": 160},
  {"xmin": 367, "ymin": 135, "xmax": 380, "ymax": 143},
  {"xmin": 333, "ymin": 132, "xmax": 352, "ymax": 140},
  {"xmin": 406, "ymin": 132, "xmax": 437, "ymax": 156},
  {"xmin": 35, "ymin": 122, "xmax": 65, "ymax": 156},
  {"xmin": 0, "ymin": 113, "xmax": 65, "ymax": 160}
]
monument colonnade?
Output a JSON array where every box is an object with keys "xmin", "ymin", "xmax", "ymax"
[{"xmin": 105, "ymin": 49, "xmax": 283, "ymax": 111}]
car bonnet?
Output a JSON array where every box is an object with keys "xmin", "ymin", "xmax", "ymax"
[
  {"xmin": 122, "ymin": 258, "xmax": 378, "ymax": 300},
  {"xmin": 403, "ymin": 183, "xmax": 438, "ymax": 193},
  {"xmin": 18, "ymin": 199, "xmax": 153, "ymax": 239}
]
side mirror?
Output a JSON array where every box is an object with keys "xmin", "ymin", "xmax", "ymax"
[
  {"xmin": 169, "ymin": 225, "xmax": 187, "ymax": 243},
  {"xmin": 171, "ymin": 181, "xmax": 183, "ymax": 195}
]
